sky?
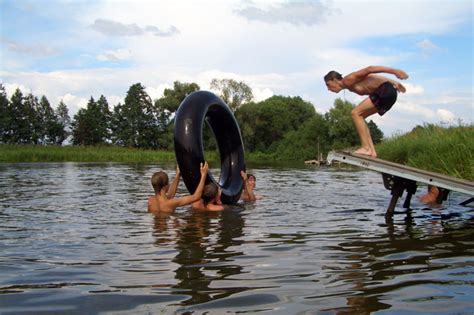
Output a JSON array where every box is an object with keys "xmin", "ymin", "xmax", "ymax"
[{"xmin": 1, "ymin": 0, "xmax": 473, "ymax": 137}]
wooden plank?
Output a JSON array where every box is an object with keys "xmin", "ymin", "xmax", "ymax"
[{"xmin": 327, "ymin": 150, "xmax": 474, "ymax": 196}]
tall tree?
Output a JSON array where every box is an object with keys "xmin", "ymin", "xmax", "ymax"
[
  {"xmin": 9, "ymin": 89, "xmax": 35, "ymax": 144},
  {"xmin": 275, "ymin": 113, "xmax": 330, "ymax": 160},
  {"xmin": 325, "ymin": 98, "xmax": 359, "ymax": 150},
  {"xmin": 71, "ymin": 96, "xmax": 111, "ymax": 145},
  {"xmin": 54, "ymin": 100, "xmax": 71, "ymax": 145},
  {"xmin": 0, "ymin": 84, "xmax": 10, "ymax": 143},
  {"xmin": 157, "ymin": 81, "xmax": 200, "ymax": 113},
  {"xmin": 236, "ymin": 96, "xmax": 316, "ymax": 152},
  {"xmin": 37, "ymin": 96, "xmax": 58, "ymax": 144},
  {"xmin": 210, "ymin": 78, "xmax": 253, "ymax": 112},
  {"xmin": 111, "ymin": 83, "xmax": 159, "ymax": 148},
  {"xmin": 368, "ymin": 120, "xmax": 384, "ymax": 144}
]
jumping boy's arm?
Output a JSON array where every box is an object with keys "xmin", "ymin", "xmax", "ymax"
[
  {"xmin": 167, "ymin": 165, "xmax": 181, "ymax": 199},
  {"xmin": 167, "ymin": 162, "xmax": 209, "ymax": 208},
  {"xmin": 343, "ymin": 66, "xmax": 409, "ymax": 86}
]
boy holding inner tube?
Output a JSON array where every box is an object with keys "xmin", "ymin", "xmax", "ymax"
[
  {"xmin": 148, "ymin": 162, "xmax": 209, "ymax": 213},
  {"xmin": 324, "ymin": 65, "xmax": 408, "ymax": 158},
  {"xmin": 192, "ymin": 182, "xmax": 225, "ymax": 211}
]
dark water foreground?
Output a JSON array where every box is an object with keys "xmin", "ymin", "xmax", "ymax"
[{"xmin": 0, "ymin": 162, "xmax": 473, "ymax": 314}]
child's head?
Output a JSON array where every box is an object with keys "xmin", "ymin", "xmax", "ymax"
[
  {"xmin": 151, "ymin": 171, "xmax": 169, "ymax": 193},
  {"xmin": 202, "ymin": 183, "xmax": 219, "ymax": 205},
  {"xmin": 247, "ymin": 173, "xmax": 256, "ymax": 188}
]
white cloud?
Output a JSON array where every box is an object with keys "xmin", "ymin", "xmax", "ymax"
[
  {"xmin": 90, "ymin": 18, "xmax": 180, "ymax": 37},
  {"xmin": 146, "ymin": 83, "xmax": 173, "ymax": 101},
  {"xmin": 234, "ymin": 1, "xmax": 335, "ymax": 26},
  {"xmin": 253, "ymin": 87, "xmax": 274, "ymax": 102},
  {"xmin": 416, "ymin": 39, "xmax": 440, "ymax": 51},
  {"xmin": 97, "ymin": 49, "xmax": 132, "ymax": 61},
  {"xmin": 404, "ymin": 83, "xmax": 425, "ymax": 95},
  {"xmin": 436, "ymin": 109, "xmax": 456, "ymax": 122},
  {"xmin": 1, "ymin": 38, "xmax": 59, "ymax": 56}
]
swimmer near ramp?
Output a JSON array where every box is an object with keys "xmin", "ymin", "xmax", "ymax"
[{"xmin": 327, "ymin": 150, "xmax": 474, "ymax": 217}]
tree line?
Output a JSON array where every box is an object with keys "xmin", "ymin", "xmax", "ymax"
[{"xmin": 0, "ymin": 79, "xmax": 383, "ymax": 160}]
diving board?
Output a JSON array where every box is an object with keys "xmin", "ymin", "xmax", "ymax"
[{"xmin": 327, "ymin": 150, "xmax": 474, "ymax": 217}]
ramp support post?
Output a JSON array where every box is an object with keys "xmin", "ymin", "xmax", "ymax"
[{"xmin": 382, "ymin": 173, "xmax": 418, "ymax": 217}]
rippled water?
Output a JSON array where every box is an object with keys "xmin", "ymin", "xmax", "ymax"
[{"xmin": 0, "ymin": 162, "xmax": 473, "ymax": 314}]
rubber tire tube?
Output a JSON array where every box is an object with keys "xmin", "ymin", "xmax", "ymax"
[{"xmin": 174, "ymin": 91, "xmax": 246, "ymax": 204}]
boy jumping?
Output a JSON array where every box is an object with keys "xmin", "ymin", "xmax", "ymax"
[{"xmin": 324, "ymin": 66, "xmax": 408, "ymax": 157}]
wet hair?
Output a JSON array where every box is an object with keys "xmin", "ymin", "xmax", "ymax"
[
  {"xmin": 324, "ymin": 70, "xmax": 343, "ymax": 82},
  {"xmin": 151, "ymin": 171, "xmax": 169, "ymax": 193},
  {"xmin": 202, "ymin": 183, "xmax": 219, "ymax": 205},
  {"xmin": 247, "ymin": 174, "xmax": 256, "ymax": 181}
]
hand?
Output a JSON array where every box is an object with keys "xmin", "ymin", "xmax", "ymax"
[
  {"xmin": 396, "ymin": 82, "xmax": 406, "ymax": 93},
  {"xmin": 396, "ymin": 70, "xmax": 408, "ymax": 80},
  {"xmin": 240, "ymin": 170, "xmax": 248, "ymax": 181},
  {"xmin": 200, "ymin": 161, "xmax": 209, "ymax": 176}
]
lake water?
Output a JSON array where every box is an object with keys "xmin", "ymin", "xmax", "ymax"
[{"xmin": 0, "ymin": 162, "xmax": 473, "ymax": 314}]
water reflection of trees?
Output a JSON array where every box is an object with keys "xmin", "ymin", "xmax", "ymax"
[
  {"xmin": 153, "ymin": 209, "xmax": 247, "ymax": 306},
  {"xmin": 325, "ymin": 213, "xmax": 474, "ymax": 314}
]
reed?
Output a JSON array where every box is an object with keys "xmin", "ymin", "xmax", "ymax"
[{"xmin": 376, "ymin": 124, "xmax": 473, "ymax": 181}]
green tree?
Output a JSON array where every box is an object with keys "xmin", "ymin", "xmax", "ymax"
[
  {"xmin": 157, "ymin": 81, "xmax": 200, "ymax": 113},
  {"xmin": 368, "ymin": 120, "xmax": 384, "ymax": 144},
  {"xmin": 0, "ymin": 84, "xmax": 10, "ymax": 143},
  {"xmin": 37, "ymin": 96, "xmax": 60, "ymax": 144},
  {"xmin": 236, "ymin": 95, "xmax": 316, "ymax": 152},
  {"xmin": 54, "ymin": 100, "xmax": 71, "ymax": 145},
  {"xmin": 325, "ymin": 98, "xmax": 359, "ymax": 150},
  {"xmin": 71, "ymin": 96, "xmax": 111, "ymax": 145},
  {"xmin": 111, "ymin": 83, "xmax": 159, "ymax": 148},
  {"xmin": 275, "ymin": 113, "xmax": 330, "ymax": 161},
  {"xmin": 8, "ymin": 89, "xmax": 36, "ymax": 144},
  {"xmin": 210, "ymin": 78, "xmax": 253, "ymax": 112}
]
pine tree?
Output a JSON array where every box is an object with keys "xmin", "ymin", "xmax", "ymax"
[
  {"xmin": 111, "ymin": 83, "xmax": 159, "ymax": 148},
  {"xmin": 54, "ymin": 100, "xmax": 70, "ymax": 145},
  {"xmin": 0, "ymin": 84, "xmax": 10, "ymax": 143},
  {"xmin": 71, "ymin": 96, "xmax": 111, "ymax": 146}
]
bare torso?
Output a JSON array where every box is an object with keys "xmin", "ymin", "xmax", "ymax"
[{"xmin": 345, "ymin": 74, "xmax": 397, "ymax": 96}]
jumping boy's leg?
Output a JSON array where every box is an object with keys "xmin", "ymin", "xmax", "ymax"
[{"xmin": 351, "ymin": 98, "xmax": 378, "ymax": 157}]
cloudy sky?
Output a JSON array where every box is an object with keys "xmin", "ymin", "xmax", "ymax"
[{"xmin": 1, "ymin": 0, "xmax": 472, "ymax": 136}]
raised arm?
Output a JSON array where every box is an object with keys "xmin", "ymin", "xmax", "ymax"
[
  {"xmin": 166, "ymin": 164, "xmax": 181, "ymax": 198},
  {"xmin": 343, "ymin": 66, "xmax": 408, "ymax": 86},
  {"xmin": 169, "ymin": 161, "xmax": 209, "ymax": 208}
]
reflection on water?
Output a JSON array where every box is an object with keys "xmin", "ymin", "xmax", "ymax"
[{"xmin": 0, "ymin": 163, "xmax": 473, "ymax": 314}]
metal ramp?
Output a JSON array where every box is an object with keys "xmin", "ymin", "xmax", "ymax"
[{"xmin": 327, "ymin": 150, "xmax": 474, "ymax": 217}]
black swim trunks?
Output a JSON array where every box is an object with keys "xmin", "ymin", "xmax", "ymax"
[{"xmin": 369, "ymin": 81, "xmax": 397, "ymax": 116}]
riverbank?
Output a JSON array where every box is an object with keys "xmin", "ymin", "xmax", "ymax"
[
  {"xmin": 1, "ymin": 124, "xmax": 472, "ymax": 180},
  {"xmin": 0, "ymin": 145, "xmax": 178, "ymax": 163}
]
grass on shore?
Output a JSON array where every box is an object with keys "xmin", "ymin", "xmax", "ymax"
[
  {"xmin": 376, "ymin": 124, "xmax": 473, "ymax": 181},
  {"xmin": 1, "ymin": 124, "xmax": 472, "ymax": 181},
  {"xmin": 0, "ymin": 145, "xmax": 179, "ymax": 163}
]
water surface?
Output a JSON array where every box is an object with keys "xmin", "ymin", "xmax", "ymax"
[{"xmin": 1, "ymin": 162, "xmax": 473, "ymax": 314}]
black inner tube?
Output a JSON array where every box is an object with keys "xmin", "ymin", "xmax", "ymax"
[{"xmin": 173, "ymin": 91, "xmax": 246, "ymax": 204}]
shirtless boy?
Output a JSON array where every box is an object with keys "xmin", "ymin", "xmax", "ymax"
[
  {"xmin": 148, "ymin": 162, "xmax": 209, "ymax": 213},
  {"xmin": 240, "ymin": 171, "xmax": 257, "ymax": 202},
  {"xmin": 192, "ymin": 182, "xmax": 225, "ymax": 211},
  {"xmin": 324, "ymin": 66, "xmax": 409, "ymax": 157}
]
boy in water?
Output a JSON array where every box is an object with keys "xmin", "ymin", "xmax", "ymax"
[
  {"xmin": 324, "ymin": 66, "xmax": 409, "ymax": 157},
  {"xmin": 192, "ymin": 182, "xmax": 225, "ymax": 211},
  {"xmin": 148, "ymin": 162, "xmax": 209, "ymax": 213},
  {"xmin": 240, "ymin": 171, "xmax": 257, "ymax": 202}
]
